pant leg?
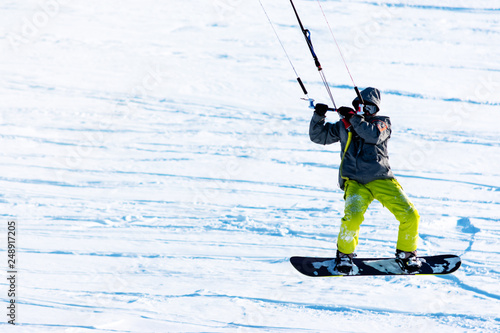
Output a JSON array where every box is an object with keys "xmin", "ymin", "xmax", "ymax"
[
  {"xmin": 337, "ymin": 180, "xmax": 374, "ymax": 254},
  {"xmin": 367, "ymin": 179, "xmax": 420, "ymax": 252}
]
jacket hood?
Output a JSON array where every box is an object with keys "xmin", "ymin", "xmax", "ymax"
[{"xmin": 352, "ymin": 87, "xmax": 381, "ymax": 111}]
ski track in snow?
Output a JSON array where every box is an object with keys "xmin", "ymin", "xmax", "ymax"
[{"xmin": 0, "ymin": 0, "xmax": 499, "ymax": 332}]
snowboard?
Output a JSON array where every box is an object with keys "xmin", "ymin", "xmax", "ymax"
[{"xmin": 290, "ymin": 254, "xmax": 461, "ymax": 277}]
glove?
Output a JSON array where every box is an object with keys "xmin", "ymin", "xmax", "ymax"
[
  {"xmin": 314, "ymin": 103, "xmax": 329, "ymax": 117},
  {"xmin": 337, "ymin": 106, "xmax": 356, "ymax": 121}
]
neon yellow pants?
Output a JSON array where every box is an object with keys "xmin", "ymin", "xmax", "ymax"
[{"xmin": 337, "ymin": 179, "xmax": 420, "ymax": 254}]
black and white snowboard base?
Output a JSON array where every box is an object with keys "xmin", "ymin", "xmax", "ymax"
[{"xmin": 290, "ymin": 254, "xmax": 461, "ymax": 277}]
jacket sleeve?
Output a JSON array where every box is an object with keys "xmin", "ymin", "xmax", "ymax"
[
  {"xmin": 309, "ymin": 113, "xmax": 341, "ymax": 145},
  {"xmin": 350, "ymin": 115, "xmax": 391, "ymax": 145}
]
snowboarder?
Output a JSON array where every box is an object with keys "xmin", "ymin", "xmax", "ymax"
[{"xmin": 309, "ymin": 87, "xmax": 421, "ymax": 274}]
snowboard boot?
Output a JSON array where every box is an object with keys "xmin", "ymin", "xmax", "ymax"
[
  {"xmin": 395, "ymin": 249, "xmax": 422, "ymax": 273},
  {"xmin": 335, "ymin": 250, "xmax": 356, "ymax": 274}
]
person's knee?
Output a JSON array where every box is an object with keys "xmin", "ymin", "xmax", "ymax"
[
  {"xmin": 342, "ymin": 212, "xmax": 364, "ymax": 228},
  {"xmin": 405, "ymin": 205, "xmax": 420, "ymax": 224}
]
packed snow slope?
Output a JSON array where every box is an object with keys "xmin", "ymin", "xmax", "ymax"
[{"xmin": 0, "ymin": 0, "xmax": 499, "ymax": 332}]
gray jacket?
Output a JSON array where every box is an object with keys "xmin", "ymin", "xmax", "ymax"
[{"xmin": 309, "ymin": 112, "xmax": 394, "ymax": 190}]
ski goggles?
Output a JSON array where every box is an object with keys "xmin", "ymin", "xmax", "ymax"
[{"xmin": 363, "ymin": 104, "xmax": 378, "ymax": 115}]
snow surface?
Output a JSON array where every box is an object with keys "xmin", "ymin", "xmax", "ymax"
[{"xmin": 0, "ymin": 0, "xmax": 499, "ymax": 331}]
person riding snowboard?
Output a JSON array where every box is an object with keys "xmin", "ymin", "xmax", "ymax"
[{"xmin": 309, "ymin": 87, "xmax": 421, "ymax": 274}]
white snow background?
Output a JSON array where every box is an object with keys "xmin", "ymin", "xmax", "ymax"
[{"xmin": 0, "ymin": 0, "xmax": 499, "ymax": 331}]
